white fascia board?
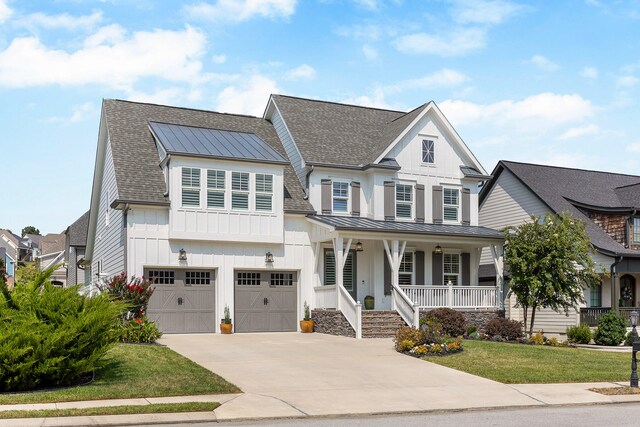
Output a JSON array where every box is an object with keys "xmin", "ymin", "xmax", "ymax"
[
  {"xmin": 264, "ymin": 96, "xmax": 306, "ymax": 170},
  {"xmin": 85, "ymin": 106, "xmax": 109, "ymax": 261},
  {"xmin": 374, "ymin": 102, "xmax": 488, "ymax": 175}
]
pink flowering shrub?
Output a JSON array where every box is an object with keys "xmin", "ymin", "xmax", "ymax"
[{"xmin": 100, "ymin": 272, "xmax": 155, "ymax": 320}]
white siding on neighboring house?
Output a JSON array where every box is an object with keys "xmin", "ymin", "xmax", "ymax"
[
  {"xmin": 270, "ymin": 106, "xmax": 306, "ymax": 188},
  {"xmin": 91, "ymin": 140, "xmax": 125, "ymax": 287}
]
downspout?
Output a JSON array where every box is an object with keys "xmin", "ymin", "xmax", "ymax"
[{"xmin": 304, "ymin": 165, "xmax": 315, "ymax": 199}]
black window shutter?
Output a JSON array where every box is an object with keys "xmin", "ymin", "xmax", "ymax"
[
  {"xmin": 384, "ymin": 251, "xmax": 391, "ymax": 295},
  {"xmin": 415, "ymin": 250, "xmax": 425, "ymax": 285},
  {"xmin": 384, "ymin": 181, "xmax": 395, "ymax": 221},
  {"xmin": 415, "ymin": 184, "xmax": 425, "ymax": 223},
  {"xmin": 321, "ymin": 179, "xmax": 332, "ymax": 214},
  {"xmin": 432, "ymin": 251, "xmax": 443, "ymax": 286},
  {"xmin": 432, "ymin": 185, "xmax": 443, "ymax": 224},
  {"xmin": 351, "ymin": 181, "xmax": 361, "ymax": 217},
  {"xmin": 462, "ymin": 188, "xmax": 471, "ymax": 225},
  {"xmin": 461, "ymin": 252, "xmax": 470, "ymax": 286}
]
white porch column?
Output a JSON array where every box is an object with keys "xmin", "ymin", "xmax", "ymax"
[
  {"xmin": 491, "ymin": 244, "xmax": 505, "ymax": 310},
  {"xmin": 333, "ymin": 236, "xmax": 344, "ymax": 310},
  {"xmin": 383, "ymin": 239, "xmax": 407, "ymax": 310}
]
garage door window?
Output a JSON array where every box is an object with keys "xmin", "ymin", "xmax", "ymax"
[
  {"xmin": 270, "ymin": 272, "xmax": 294, "ymax": 286},
  {"xmin": 186, "ymin": 271, "xmax": 211, "ymax": 286},
  {"xmin": 148, "ymin": 270, "xmax": 175, "ymax": 284},
  {"xmin": 237, "ymin": 272, "xmax": 261, "ymax": 285}
]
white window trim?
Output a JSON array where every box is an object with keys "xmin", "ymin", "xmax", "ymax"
[
  {"xmin": 443, "ymin": 186, "xmax": 461, "ymax": 224},
  {"xmin": 231, "ymin": 171, "xmax": 250, "ymax": 211},
  {"xmin": 255, "ymin": 173, "xmax": 274, "ymax": 213},
  {"xmin": 421, "ymin": 138, "xmax": 435, "ymax": 166},
  {"xmin": 181, "ymin": 167, "xmax": 201, "ymax": 208},
  {"xmin": 395, "ymin": 182, "xmax": 414, "ymax": 221},
  {"xmin": 332, "ymin": 181, "xmax": 350, "ymax": 215},
  {"xmin": 443, "ymin": 252, "xmax": 460, "ymax": 286},
  {"xmin": 206, "ymin": 169, "xmax": 226, "ymax": 210},
  {"xmin": 399, "ymin": 251, "xmax": 415, "ymax": 285}
]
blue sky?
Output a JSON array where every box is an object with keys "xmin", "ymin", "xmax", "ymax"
[{"xmin": 1, "ymin": 0, "xmax": 639, "ymax": 235}]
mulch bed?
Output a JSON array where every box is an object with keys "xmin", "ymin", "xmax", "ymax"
[{"xmin": 589, "ymin": 387, "xmax": 640, "ymax": 395}]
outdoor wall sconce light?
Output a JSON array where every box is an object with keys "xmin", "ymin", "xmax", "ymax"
[
  {"xmin": 630, "ymin": 310, "xmax": 639, "ymax": 387},
  {"xmin": 178, "ymin": 248, "xmax": 187, "ymax": 261},
  {"xmin": 355, "ymin": 241, "xmax": 364, "ymax": 252},
  {"xmin": 434, "ymin": 245, "xmax": 443, "ymax": 254},
  {"xmin": 265, "ymin": 252, "xmax": 274, "ymax": 264}
]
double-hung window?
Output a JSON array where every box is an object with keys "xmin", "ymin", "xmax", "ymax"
[
  {"xmin": 399, "ymin": 252, "xmax": 414, "ymax": 285},
  {"xmin": 590, "ymin": 285, "xmax": 602, "ymax": 307},
  {"xmin": 255, "ymin": 174, "xmax": 273, "ymax": 211},
  {"xmin": 634, "ymin": 218, "xmax": 640, "ymax": 243},
  {"xmin": 207, "ymin": 170, "xmax": 225, "ymax": 208},
  {"xmin": 231, "ymin": 171, "xmax": 249, "ymax": 210},
  {"xmin": 323, "ymin": 249, "xmax": 356, "ymax": 291},
  {"xmin": 443, "ymin": 188, "xmax": 460, "ymax": 222},
  {"xmin": 443, "ymin": 253, "xmax": 460, "ymax": 285},
  {"xmin": 422, "ymin": 139, "xmax": 434, "ymax": 164},
  {"xmin": 182, "ymin": 167, "xmax": 201, "ymax": 207},
  {"xmin": 396, "ymin": 184, "xmax": 413, "ymax": 219},
  {"xmin": 333, "ymin": 182, "xmax": 349, "ymax": 213}
]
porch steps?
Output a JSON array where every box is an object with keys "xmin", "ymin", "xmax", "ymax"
[{"xmin": 361, "ymin": 310, "xmax": 408, "ymax": 338}]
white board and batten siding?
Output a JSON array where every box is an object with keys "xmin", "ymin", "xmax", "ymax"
[
  {"xmin": 127, "ymin": 208, "xmax": 314, "ymax": 332},
  {"xmin": 91, "ymin": 140, "xmax": 125, "ymax": 288},
  {"xmin": 169, "ymin": 157, "xmax": 285, "ymax": 244},
  {"xmin": 270, "ymin": 106, "xmax": 306, "ymax": 187}
]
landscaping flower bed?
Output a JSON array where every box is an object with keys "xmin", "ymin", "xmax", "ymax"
[
  {"xmin": 407, "ymin": 339, "xmax": 463, "ymax": 357},
  {"xmin": 464, "ymin": 331, "xmax": 571, "ymax": 347},
  {"xmin": 394, "ymin": 319, "xmax": 464, "ymax": 357}
]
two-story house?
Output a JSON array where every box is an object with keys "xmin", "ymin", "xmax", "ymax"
[
  {"xmin": 85, "ymin": 95, "xmax": 505, "ymax": 337},
  {"xmin": 479, "ymin": 161, "xmax": 640, "ymax": 334}
]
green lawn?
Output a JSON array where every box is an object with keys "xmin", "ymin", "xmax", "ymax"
[
  {"xmin": 426, "ymin": 340, "xmax": 631, "ymax": 383},
  {"xmin": 0, "ymin": 344, "xmax": 240, "ymax": 404},
  {"xmin": 0, "ymin": 402, "xmax": 219, "ymax": 419}
]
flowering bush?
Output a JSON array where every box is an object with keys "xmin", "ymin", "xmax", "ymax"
[
  {"xmin": 100, "ymin": 272, "xmax": 155, "ymax": 320},
  {"xmin": 408, "ymin": 339, "xmax": 463, "ymax": 356},
  {"xmin": 118, "ymin": 316, "xmax": 162, "ymax": 344},
  {"xmin": 395, "ymin": 324, "xmax": 463, "ymax": 356}
]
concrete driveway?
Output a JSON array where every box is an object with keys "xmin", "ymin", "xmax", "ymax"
[{"xmin": 161, "ymin": 333, "xmax": 542, "ymax": 418}]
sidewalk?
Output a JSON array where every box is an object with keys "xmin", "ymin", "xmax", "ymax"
[{"xmin": 1, "ymin": 384, "xmax": 640, "ymax": 426}]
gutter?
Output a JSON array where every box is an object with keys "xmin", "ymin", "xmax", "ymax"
[{"xmin": 304, "ymin": 165, "xmax": 315, "ymax": 199}]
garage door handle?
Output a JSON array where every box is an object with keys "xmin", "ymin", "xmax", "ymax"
[
  {"xmin": 177, "ymin": 297, "xmax": 183, "ymax": 306},
  {"xmin": 264, "ymin": 297, "xmax": 269, "ymax": 305}
]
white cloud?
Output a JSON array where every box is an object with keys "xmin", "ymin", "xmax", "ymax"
[
  {"xmin": 0, "ymin": 0, "xmax": 12, "ymax": 24},
  {"xmin": 362, "ymin": 44, "xmax": 378, "ymax": 60},
  {"xmin": 183, "ymin": 0, "xmax": 296, "ymax": 23},
  {"xmin": 125, "ymin": 87, "xmax": 189, "ymax": 105},
  {"xmin": 386, "ymin": 69, "xmax": 468, "ymax": 93},
  {"xmin": 393, "ymin": 28, "xmax": 485, "ymax": 56},
  {"xmin": 212, "ymin": 54, "xmax": 226, "ymax": 64},
  {"xmin": 557, "ymin": 124, "xmax": 599, "ymax": 140},
  {"xmin": 0, "ymin": 25, "xmax": 207, "ymax": 89},
  {"xmin": 627, "ymin": 142, "xmax": 640, "ymax": 153},
  {"xmin": 341, "ymin": 87, "xmax": 395, "ymax": 110},
  {"xmin": 450, "ymin": 0, "xmax": 524, "ymax": 25},
  {"xmin": 530, "ymin": 54, "xmax": 559, "ymax": 71},
  {"xmin": 216, "ymin": 74, "xmax": 279, "ymax": 116},
  {"xmin": 581, "ymin": 66, "xmax": 598, "ymax": 79},
  {"xmin": 46, "ymin": 102, "xmax": 96, "ymax": 124},
  {"xmin": 19, "ymin": 11, "xmax": 103, "ymax": 30},
  {"xmin": 353, "ymin": 0, "xmax": 379, "ymax": 10},
  {"xmin": 334, "ymin": 23, "xmax": 385, "ymax": 41},
  {"xmin": 616, "ymin": 75, "xmax": 639, "ymax": 87},
  {"xmin": 285, "ymin": 64, "xmax": 316, "ymax": 80}
]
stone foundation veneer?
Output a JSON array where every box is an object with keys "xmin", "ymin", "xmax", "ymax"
[
  {"xmin": 420, "ymin": 309, "xmax": 505, "ymax": 333},
  {"xmin": 311, "ymin": 309, "xmax": 356, "ymax": 338}
]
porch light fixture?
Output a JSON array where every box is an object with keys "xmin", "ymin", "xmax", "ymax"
[
  {"xmin": 434, "ymin": 245, "xmax": 443, "ymax": 254},
  {"xmin": 178, "ymin": 248, "xmax": 187, "ymax": 261},
  {"xmin": 265, "ymin": 252, "xmax": 274, "ymax": 264},
  {"xmin": 355, "ymin": 241, "xmax": 364, "ymax": 252}
]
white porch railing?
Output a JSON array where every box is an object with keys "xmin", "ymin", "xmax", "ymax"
[
  {"xmin": 400, "ymin": 285, "xmax": 498, "ymax": 309},
  {"xmin": 314, "ymin": 285, "xmax": 337, "ymax": 309},
  {"xmin": 338, "ymin": 285, "xmax": 362, "ymax": 339},
  {"xmin": 391, "ymin": 283, "xmax": 420, "ymax": 328}
]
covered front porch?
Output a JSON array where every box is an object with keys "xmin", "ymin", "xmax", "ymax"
[{"xmin": 308, "ymin": 215, "xmax": 505, "ymax": 338}]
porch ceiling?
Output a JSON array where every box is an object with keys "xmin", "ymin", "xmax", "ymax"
[{"xmin": 308, "ymin": 215, "xmax": 504, "ymax": 241}]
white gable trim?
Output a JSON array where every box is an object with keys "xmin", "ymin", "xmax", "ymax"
[
  {"xmin": 85, "ymin": 106, "xmax": 109, "ymax": 261},
  {"xmin": 264, "ymin": 96, "xmax": 306, "ymax": 170},
  {"xmin": 374, "ymin": 102, "xmax": 487, "ymax": 175}
]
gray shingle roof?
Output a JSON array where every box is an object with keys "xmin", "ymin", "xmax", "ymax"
[
  {"xmin": 481, "ymin": 161, "xmax": 640, "ymax": 257},
  {"xmin": 309, "ymin": 215, "xmax": 504, "ymax": 239},
  {"xmin": 149, "ymin": 122, "xmax": 288, "ymax": 165},
  {"xmin": 103, "ymin": 100, "xmax": 312, "ymax": 213},
  {"xmin": 272, "ymin": 95, "xmax": 422, "ymax": 167},
  {"xmin": 39, "ymin": 233, "xmax": 65, "ymax": 255},
  {"xmin": 66, "ymin": 210, "xmax": 90, "ymax": 247}
]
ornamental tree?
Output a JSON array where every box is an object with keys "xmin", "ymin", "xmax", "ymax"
[
  {"xmin": 503, "ymin": 212, "xmax": 602, "ymax": 336},
  {"xmin": 100, "ymin": 272, "xmax": 156, "ymax": 319}
]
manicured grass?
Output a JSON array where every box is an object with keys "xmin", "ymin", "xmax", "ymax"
[
  {"xmin": 426, "ymin": 340, "xmax": 631, "ymax": 384},
  {"xmin": 0, "ymin": 344, "xmax": 240, "ymax": 404},
  {"xmin": 0, "ymin": 402, "xmax": 219, "ymax": 419}
]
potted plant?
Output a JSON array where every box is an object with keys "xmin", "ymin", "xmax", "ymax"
[
  {"xmin": 364, "ymin": 295, "xmax": 375, "ymax": 310},
  {"xmin": 220, "ymin": 305, "xmax": 233, "ymax": 334},
  {"xmin": 300, "ymin": 301, "xmax": 314, "ymax": 333}
]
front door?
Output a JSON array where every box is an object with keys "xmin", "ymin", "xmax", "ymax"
[
  {"xmin": 324, "ymin": 249, "xmax": 357, "ymax": 301},
  {"xmin": 621, "ymin": 275, "xmax": 637, "ymax": 308},
  {"xmin": 234, "ymin": 271, "xmax": 298, "ymax": 332}
]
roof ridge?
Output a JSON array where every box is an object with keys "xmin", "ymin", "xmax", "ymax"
[
  {"xmin": 501, "ymin": 160, "xmax": 640, "ymax": 179},
  {"xmin": 148, "ymin": 120, "xmax": 260, "ymax": 134},
  {"xmin": 615, "ymin": 182, "xmax": 640, "ymax": 190},
  {"xmin": 104, "ymin": 99, "xmax": 264, "ymax": 121},
  {"xmin": 387, "ymin": 103, "xmax": 429, "ymax": 124},
  {"xmin": 272, "ymin": 94, "xmax": 406, "ymax": 114}
]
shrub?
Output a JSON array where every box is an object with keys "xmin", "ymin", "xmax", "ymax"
[
  {"xmin": 394, "ymin": 326, "xmax": 421, "ymax": 352},
  {"xmin": 465, "ymin": 325, "xmax": 478, "ymax": 336},
  {"xmin": 100, "ymin": 272, "xmax": 155, "ymax": 319},
  {"xmin": 419, "ymin": 318, "xmax": 445, "ymax": 344},
  {"xmin": 485, "ymin": 318, "xmax": 523, "ymax": 340},
  {"xmin": 118, "ymin": 317, "xmax": 162, "ymax": 344},
  {"xmin": 0, "ymin": 268, "xmax": 121, "ymax": 392},
  {"xmin": 422, "ymin": 308, "xmax": 465, "ymax": 337},
  {"xmin": 624, "ymin": 331, "xmax": 639, "ymax": 346},
  {"xmin": 594, "ymin": 311, "xmax": 627, "ymax": 346},
  {"xmin": 566, "ymin": 324, "xmax": 592, "ymax": 344},
  {"xmin": 531, "ymin": 331, "xmax": 545, "ymax": 345}
]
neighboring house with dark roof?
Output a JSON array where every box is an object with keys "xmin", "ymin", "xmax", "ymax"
[
  {"xmin": 64, "ymin": 210, "xmax": 89, "ymax": 286},
  {"xmin": 479, "ymin": 161, "xmax": 640, "ymax": 333},
  {"xmin": 37, "ymin": 233, "xmax": 66, "ymax": 286},
  {"xmin": 85, "ymin": 95, "xmax": 504, "ymax": 338}
]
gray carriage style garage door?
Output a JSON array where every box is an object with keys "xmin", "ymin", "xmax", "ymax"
[
  {"xmin": 145, "ymin": 269, "xmax": 216, "ymax": 333},
  {"xmin": 235, "ymin": 271, "xmax": 297, "ymax": 332}
]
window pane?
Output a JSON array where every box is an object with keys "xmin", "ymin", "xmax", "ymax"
[
  {"xmin": 182, "ymin": 167, "xmax": 200, "ymax": 187},
  {"xmin": 207, "ymin": 191, "xmax": 224, "ymax": 208},
  {"xmin": 333, "ymin": 198, "xmax": 348, "ymax": 212},
  {"xmin": 590, "ymin": 285, "xmax": 602, "ymax": 307},
  {"xmin": 256, "ymin": 174, "xmax": 273, "ymax": 193},
  {"xmin": 422, "ymin": 139, "xmax": 434, "ymax": 163},
  {"xmin": 399, "ymin": 252, "xmax": 413, "ymax": 273},
  {"xmin": 232, "ymin": 192, "xmax": 249, "ymax": 209},
  {"xmin": 324, "ymin": 250, "xmax": 354, "ymax": 289},
  {"xmin": 397, "ymin": 203, "xmax": 412, "ymax": 218},
  {"xmin": 232, "ymin": 172, "xmax": 249, "ymax": 191},
  {"xmin": 182, "ymin": 189, "xmax": 200, "ymax": 207},
  {"xmin": 148, "ymin": 270, "xmax": 175, "ymax": 285},
  {"xmin": 444, "ymin": 206, "xmax": 458, "ymax": 221},
  {"xmin": 634, "ymin": 218, "xmax": 640, "ymax": 243},
  {"xmin": 186, "ymin": 271, "xmax": 211, "ymax": 286},
  {"xmin": 333, "ymin": 182, "xmax": 349, "ymax": 197},
  {"xmin": 396, "ymin": 184, "xmax": 412, "ymax": 202},
  {"xmin": 444, "ymin": 275, "xmax": 458, "ymax": 286},
  {"xmin": 443, "ymin": 254, "xmax": 459, "ymax": 274},
  {"xmin": 256, "ymin": 194, "xmax": 272, "ymax": 211},
  {"xmin": 444, "ymin": 188, "xmax": 459, "ymax": 205},
  {"xmin": 207, "ymin": 170, "xmax": 225, "ymax": 189}
]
